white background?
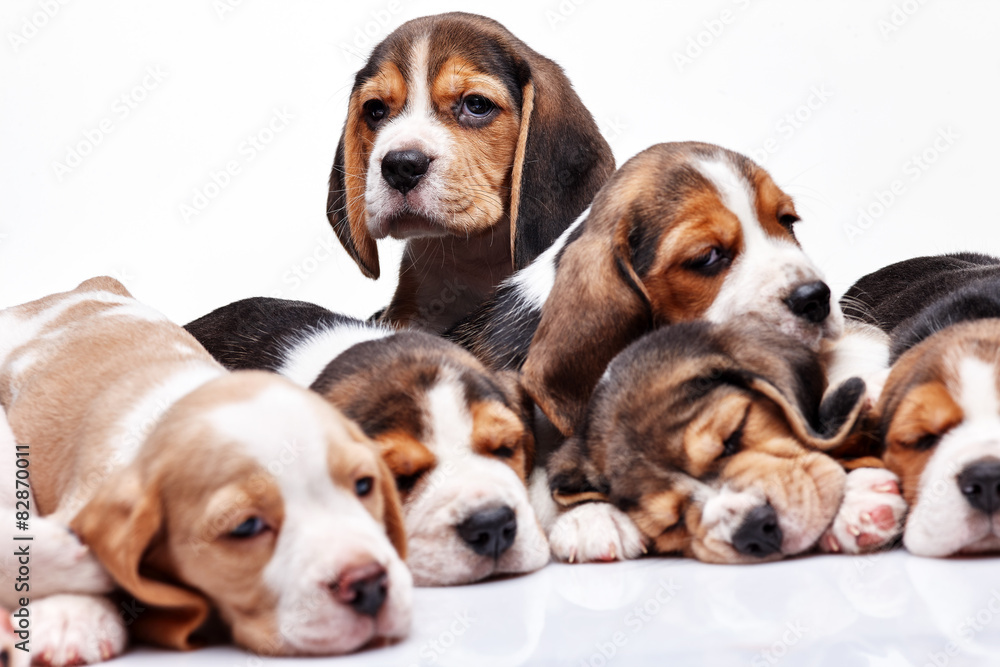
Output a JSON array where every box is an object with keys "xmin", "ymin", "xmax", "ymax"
[
  {"xmin": 4, "ymin": 1, "xmax": 1000, "ymax": 665},
  {"xmin": 2, "ymin": 0, "xmax": 997, "ymax": 323}
]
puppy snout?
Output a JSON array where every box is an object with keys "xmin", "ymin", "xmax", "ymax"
[
  {"xmin": 958, "ymin": 458, "xmax": 1000, "ymax": 514},
  {"xmin": 784, "ymin": 280, "xmax": 831, "ymax": 324},
  {"xmin": 457, "ymin": 505, "xmax": 517, "ymax": 559},
  {"xmin": 732, "ymin": 504, "xmax": 783, "ymax": 558},
  {"xmin": 381, "ymin": 149, "xmax": 430, "ymax": 194},
  {"xmin": 329, "ymin": 562, "xmax": 388, "ymax": 617}
]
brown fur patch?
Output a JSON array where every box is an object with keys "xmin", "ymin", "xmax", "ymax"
[{"xmin": 471, "ymin": 400, "xmax": 529, "ymax": 481}]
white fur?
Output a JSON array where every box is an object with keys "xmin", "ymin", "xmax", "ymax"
[
  {"xmin": 700, "ymin": 484, "xmax": 768, "ymax": 547},
  {"xmin": 364, "ymin": 36, "xmax": 457, "ymax": 239},
  {"xmin": 546, "ymin": 502, "xmax": 645, "ymax": 563},
  {"xmin": 29, "ymin": 594, "xmax": 128, "ymax": 666},
  {"xmin": 824, "ymin": 319, "xmax": 892, "ymax": 407},
  {"xmin": 278, "ymin": 322, "xmax": 393, "ymax": 388},
  {"xmin": 207, "ymin": 384, "xmax": 412, "ymax": 653},
  {"xmin": 696, "ymin": 157, "xmax": 844, "ymax": 349},
  {"xmin": 509, "ymin": 207, "xmax": 590, "ymax": 308},
  {"xmin": 404, "ymin": 374, "xmax": 550, "ymax": 585},
  {"xmin": 905, "ymin": 355, "xmax": 1000, "ymax": 556}
]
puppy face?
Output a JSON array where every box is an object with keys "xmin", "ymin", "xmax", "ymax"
[
  {"xmin": 523, "ymin": 142, "xmax": 843, "ymax": 434},
  {"xmin": 880, "ymin": 319, "xmax": 1000, "ymax": 556},
  {"xmin": 329, "ymin": 12, "xmax": 614, "ymax": 278},
  {"xmin": 549, "ymin": 322, "xmax": 862, "ymax": 563},
  {"xmin": 310, "ymin": 333, "xmax": 549, "ymax": 586},
  {"xmin": 73, "ymin": 373, "xmax": 411, "ymax": 655}
]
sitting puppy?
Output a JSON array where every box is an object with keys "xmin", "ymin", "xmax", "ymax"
[
  {"xmin": 842, "ymin": 252, "xmax": 1000, "ymax": 556},
  {"xmin": 328, "ymin": 12, "xmax": 614, "ymax": 332},
  {"xmin": 543, "ymin": 320, "xmax": 907, "ymax": 563},
  {"xmin": 0, "ymin": 278, "xmax": 411, "ymax": 665},
  {"xmin": 185, "ymin": 297, "xmax": 549, "ymax": 586},
  {"xmin": 448, "ymin": 141, "xmax": 844, "ymax": 437}
]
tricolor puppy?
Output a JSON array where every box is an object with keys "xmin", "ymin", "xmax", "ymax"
[
  {"xmin": 843, "ymin": 252, "xmax": 1000, "ymax": 556},
  {"xmin": 0, "ymin": 278, "xmax": 410, "ymax": 665},
  {"xmin": 449, "ymin": 141, "xmax": 844, "ymax": 436},
  {"xmin": 329, "ymin": 11, "xmax": 614, "ymax": 332},
  {"xmin": 543, "ymin": 321, "xmax": 905, "ymax": 564},
  {"xmin": 185, "ymin": 297, "xmax": 549, "ymax": 586}
]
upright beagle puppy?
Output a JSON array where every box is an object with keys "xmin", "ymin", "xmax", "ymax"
[
  {"xmin": 329, "ymin": 12, "xmax": 614, "ymax": 332},
  {"xmin": 0, "ymin": 278, "xmax": 411, "ymax": 665},
  {"xmin": 448, "ymin": 142, "xmax": 844, "ymax": 436},
  {"xmin": 543, "ymin": 321, "xmax": 906, "ymax": 563},
  {"xmin": 185, "ymin": 297, "xmax": 549, "ymax": 586},
  {"xmin": 842, "ymin": 253, "xmax": 1000, "ymax": 556}
]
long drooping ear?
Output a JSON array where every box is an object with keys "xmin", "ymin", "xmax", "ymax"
[
  {"xmin": 520, "ymin": 211, "xmax": 652, "ymax": 436},
  {"xmin": 376, "ymin": 456, "xmax": 408, "ymax": 559},
  {"xmin": 508, "ymin": 58, "xmax": 614, "ymax": 270},
  {"xmin": 71, "ymin": 466, "xmax": 211, "ymax": 651},
  {"xmin": 327, "ymin": 101, "xmax": 380, "ymax": 279},
  {"xmin": 750, "ymin": 376, "xmax": 868, "ymax": 452}
]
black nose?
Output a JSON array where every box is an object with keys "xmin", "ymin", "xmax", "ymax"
[
  {"xmin": 784, "ymin": 281, "xmax": 831, "ymax": 324},
  {"xmin": 958, "ymin": 459, "xmax": 1000, "ymax": 514},
  {"xmin": 457, "ymin": 506, "xmax": 517, "ymax": 559},
  {"xmin": 381, "ymin": 149, "xmax": 430, "ymax": 194},
  {"xmin": 732, "ymin": 504, "xmax": 783, "ymax": 558},
  {"xmin": 332, "ymin": 564, "xmax": 388, "ymax": 617}
]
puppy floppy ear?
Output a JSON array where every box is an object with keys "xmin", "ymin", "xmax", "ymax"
[
  {"xmin": 328, "ymin": 101, "xmax": 380, "ymax": 279},
  {"xmin": 750, "ymin": 375, "xmax": 868, "ymax": 452},
  {"xmin": 71, "ymin": 466, "xmax": 211, "ymax": 651},
  {"xmin": 521, "ymin": 206, "xmax": 652, "ymax": 436},
  {"xmin": 373, "ymin": 456, "xmax": 407, "ymax": 560},
  {"xmin": 508, "ymin": 59, "xmax": 614, "ymax": 270}
]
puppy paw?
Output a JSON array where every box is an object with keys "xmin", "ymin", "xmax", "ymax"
[
  {"xmin": 548, "ymin": 502, "xmax": 646, "ymax": 563},
  {"xmin": 29, "ymin": 520, "xmax": 113, "ymax": 597},
  {"xmin": 30, "ymin": 595, "xmax": 127, "ymax": 666},
  {"xmin": 819, "ymin": 468, "xmax": 907, "ymax": 554}
]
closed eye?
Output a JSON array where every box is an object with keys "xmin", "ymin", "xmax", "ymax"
[
  {"xmin": 778, "ymin": 213, "xmax": 800, "ymax": 229},
  {"xmin": 910, "ymin": 433, "xmax": 941, "ymax": 452},
  {"xmin": 229, "ymin": 516, "xmax": 269, "ymax": 539},
  {"xmin": 493, "ymin": 445, "xmax": 515, "ymax": 459},
  {"xmin": 684, "ymin": 247, "xmax": 731, "ymax": 276},
  {"xmin": 396, "ymin": 470, "xmax": 427, "ymax": 494},
  {"xmin": 719, "ymin": 408, "xmax": 751, "ymax": 460}
]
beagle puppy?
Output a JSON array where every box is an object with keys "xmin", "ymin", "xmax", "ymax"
[
  {"xmin": 329, "ymin": 12, "xmax": 614, "ymax": 332},
  {"xmin": 543, "ymin": 320, "xmax": 906, "ymax": 564},
  {"xmin": 0, "ymin": 278, "xmax": 411, "ymax": 665},
  {"xmin": 185, "ymin": 297, "xmax": 549, "ymax": 586},
  {"xmin": 448, "ymin": 141, "xmax": 844, "ymax": 438},
  {"xmin": 842, "ymin": 252, "xmax": 1000, "ymax": 556}
]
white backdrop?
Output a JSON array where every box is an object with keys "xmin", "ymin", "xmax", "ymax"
[{"xmin": 1, "ymin": 0, "xmax": 997, "ymax": 325}]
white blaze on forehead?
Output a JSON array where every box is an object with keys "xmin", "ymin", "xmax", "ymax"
[
  {"xmin": 278, "ymin": 323, "xmax": 393, "ymax": 388},
  {"xmin": 425, "ymin": 372, "xmax": 475, "ymax": 458},
  {"xmin": 694, "ymin": 157, "xmax": 759, "ymax": 240},
  {"xmin": 955, "ymin": 355, "xmax": 1000, "ymax": 421},
  {"xmin": 406, "ymin": 35, "xmax": 432, "ymax": 118}
]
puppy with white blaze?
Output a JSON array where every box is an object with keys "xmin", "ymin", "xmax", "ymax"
[
  {"xmin": 186, "ymin": 297, "xmax": 550, "ymax": 586},
  {"xmin": 0, "ymin": 278, "xmax": 411, "ymax": 665}
]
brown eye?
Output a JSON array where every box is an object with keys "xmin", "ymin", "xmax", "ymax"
[
  {"xmin": 778, "ymin": 213, "xmax": 800, "ymax": 229},
  {"xmin": 363, "ymin": 99, "xmax": 387, "ymax": 125},
  {"xmin": 462, "ymin": 94, "xmax": 494, "ymax": 117}
]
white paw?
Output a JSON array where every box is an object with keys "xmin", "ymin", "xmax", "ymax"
[
  {"xmin": 819, "ymin": 468, "xmax": 907, "ymax": 554},
  {"xmin": 548, "ymin": 502, "xmax": 646, "ymax": 563},
  {"xmin": 28, "ymin": 520, "xmax": 114, "ymax": 598},
  {"xmin": 30, "ymin": 595, "xmax": 127, "ymax": 666}
]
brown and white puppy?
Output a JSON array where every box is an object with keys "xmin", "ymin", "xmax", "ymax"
[
  {"xmin": 843, "ymin": 253, "xmax": 1000, "ymax": 556},
  {"xmin": 329, "ymin": 12, "xmax": 614, "ymax": 332},
  {"xmin": 448, "ymin": 142, "xmax": 845, "ymax": 437},
  {"xmin": 544, "ymin": 320, "xmax": 904, "ymax": 564},
  {"xmin": 0, "ymin": 278, "xmax": 410, "ymax": 665},
  {"xmin": 185, "ymin": 297, "xmax": 549, "ymax": 586}
]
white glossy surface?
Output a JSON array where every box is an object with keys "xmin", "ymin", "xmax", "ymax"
[{"xmin": 110, "ymin": 552, "xmax": 1000, "ymax": 666}]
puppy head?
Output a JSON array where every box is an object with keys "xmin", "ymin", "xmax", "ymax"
[
  {"xmin": 310, "ymin": 332, "xmax": 549, "ymax": 586},
  {"xmin": 72, "ymin": 372, "xmax": 411, "ymax": 655},
  {"xmin": 522, "ymin": 141, "xmax": 842, "ymax": 434},
  {"xmin": 880, "ymin": 319, "xmax": 1000, "ymax": 557},
  {"xmin": 549, "ymin": 321, "xmax": 863, "ymax": 564},
  {"xmin": 328, "ymin": 11, "xmax": 612, "ymax": 278}
]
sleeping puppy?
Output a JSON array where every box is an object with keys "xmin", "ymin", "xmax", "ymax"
[
  {"xmin": 185, "ymin": 297, "xmax": 549, "ymax": 586},
  {"xmin": 543, "ymin": 320, "xmax": 906, "ymax": 563},
  {"xmin": 0, "ymin": 278, "xmax": 411, "ymax": 665},
  {"xmin": 329, "ymin": 12, "xmax": 614, "ymax": 332},
  {"xmin": 842, "ymin": 252, "xmax": 1000, "ymax": 556},
  {"xmin": 447, "ymin": 141, "xmax": 844, "ymax": 437}
]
